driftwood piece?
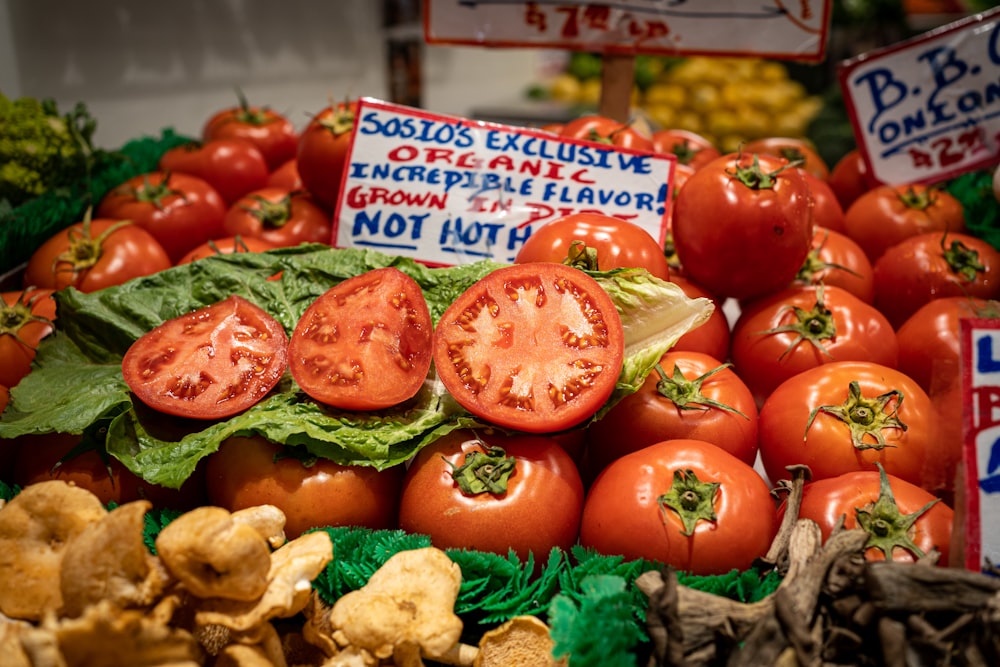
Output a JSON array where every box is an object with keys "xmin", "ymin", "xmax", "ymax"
[{"xmin": 639, "ymin": 483, "xmax": 1000, "ymax": 667}]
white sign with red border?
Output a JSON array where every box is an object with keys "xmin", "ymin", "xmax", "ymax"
[
  {"xmin": 424, "ymin": 0, "xmax": 831, "ymax": 62},
  {"xmin": 332, "ymin": 98, "xmax": 674, "ymax": 266},
  {"xmin": 839, "ymin": 7, "xmax": 1000, "ymax": 187},
  {"xmin": 960, "ymin": 317, "xmax": 1000, "ymax": 572}
]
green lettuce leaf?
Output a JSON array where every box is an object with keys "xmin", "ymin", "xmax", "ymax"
[{"xmin": 0, "ymin": 245, "xmax": 712, "ymax": 488}]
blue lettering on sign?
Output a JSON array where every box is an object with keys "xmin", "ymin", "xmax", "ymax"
[
  {"xmin": 350, "ymin": 210, "xmax": 427, "ymax": 251},
  {"xmin": 852, "ymin": 19, "xmax": 1000, "ymax": 159},
  {"xmin": 978, "ymin": 334, "xmax": 1000, "ymax": 373},
  {"xmin": 980, "ymin": 434, "xmax": 1000, "ymax": 493}
]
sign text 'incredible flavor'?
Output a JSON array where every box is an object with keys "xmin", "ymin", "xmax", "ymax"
[{"xmin": 332, "ymin": 98, "xmax": 674, "ymax": 266}]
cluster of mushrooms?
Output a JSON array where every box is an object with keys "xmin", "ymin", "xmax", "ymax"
[{"xmin": 0, "ymin": 480, "xmax": 564, "ymax": 666}]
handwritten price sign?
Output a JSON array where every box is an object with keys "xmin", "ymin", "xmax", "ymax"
[
  {"xmin": 839, "ymin": 8, "xmax": 1000, "ymax": 186},
  {"xmin": 332, "ymin": 98, "xmax": 674, "ymax": 266},
  {"xmin": 424, "ymin": 0, "xmax": 831, "ymax": 61},
  {"xmin": 960, "ymin": 317, "xmax": 1000, "ymax": 572}
]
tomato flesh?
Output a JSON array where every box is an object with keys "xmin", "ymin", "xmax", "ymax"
[
  {"xmin": 122, "ymin": 295, "xmax": 289, "ymax": 420},
  {"xmin": 289, "ymin": 267, "xmax": 433, "ymax": 411},
  {"xmin": 433, "ymin": 263, "xmax": 624, "ymax": 433}
]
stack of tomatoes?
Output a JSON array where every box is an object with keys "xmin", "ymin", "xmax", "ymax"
[{"xmin": 4, "ymin": 102, "xmax": 992, "ymax": 578}]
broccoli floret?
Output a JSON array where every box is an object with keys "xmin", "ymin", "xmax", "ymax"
[{"xmin": 0, "ymin": 94, "xmax": 98, "ymax": 209}]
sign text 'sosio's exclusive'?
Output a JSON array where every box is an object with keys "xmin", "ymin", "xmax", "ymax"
[{"xmin": 332, "ymin": 98, "xmax": 675, "ymax": 266}]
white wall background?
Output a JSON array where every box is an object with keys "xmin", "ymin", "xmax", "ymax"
[{"xmin": 0, "ymin": 0, "xmax": 551, "ymax": 149}]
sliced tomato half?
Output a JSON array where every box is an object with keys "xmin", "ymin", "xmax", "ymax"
[
  {"xmin": 433, "ymin": 262, "xmax": 624, "ymax": 433},
  {"xmin": 288, "ymin": 267, "xmax": 434, "ymax": 411},
  {"xmin": 122, "ymin": 295, "xmax": 289, "ymax": 420}
]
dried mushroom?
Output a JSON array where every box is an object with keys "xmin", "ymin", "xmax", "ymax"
[
  {"xmin": 0, "ymin": 480, "xmax": 107, "ymax": 620},
  {"xmin": 155, "ymin": 506, "xmax": 273, "ymax": 602},
  {"xmin": 231, "ymin": 504, "xmax": 287, "ymax": 549},
  {"xmin": 195, "ymin": 530, "xmax": 334, "ymax": 635},
  {"xmin": 59, "ymin": 499, "xmax": 172, "ymax": 618},
  {"xmin": 327, "ymin": 547, "xmax": 464, "ymax": 664},
  {"xmin": 475, "ymin": 615, "xmax": 565, "ymax": 667},
  {"xmin": 41, "ymin": 598, "xmax": 203, "ymax": 667}
]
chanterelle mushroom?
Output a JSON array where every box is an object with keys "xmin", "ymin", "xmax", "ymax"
[
  {"xmin": 0, "ymin": 480, "xmax": 107, "ymax": 621},
  {"xmin": 328, "ymin": 547, "xmax": 464, "ymax": 664},
  {"xmin": 59, "ymin": 499, "xmax": 172, "ymax": 618},
  {"xmin": 155, "ymin": 506, "xmax": 272, "ymax": 602}
]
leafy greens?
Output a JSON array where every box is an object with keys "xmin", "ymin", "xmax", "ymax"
[{"xmin": 0, "ymin": 244, "xmax": 712, "ymax": 489}]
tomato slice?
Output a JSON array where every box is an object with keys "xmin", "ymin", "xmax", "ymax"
[
  {"xmin": 288, "ymin": 267, "xmax": 434, "ymax": 411},
  {"xmin": 432, "ymin": 263, "xmax": 624, "ymax": 433},
  {"xmin": 122, "ymin": 295, "xmax": 289, "ymax": 420}
]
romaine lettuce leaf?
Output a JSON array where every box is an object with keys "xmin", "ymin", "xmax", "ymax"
[{"xmin": 0, "ymin": 244, "xmax": 712, "ymax": 488}]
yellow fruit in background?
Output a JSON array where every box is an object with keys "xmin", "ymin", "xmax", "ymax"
[
  {"xmin": 706, "ymin": 109, "xmax": 741, "ymax": 138},
  {"xmin": 674, "ymin": 110, "xmax": 704, "ymax": 134},
  {"xmin": 577, "ymin": 78, "xmax": 601, "ymax": 105},
  {"xmin": 756, "ymin": 60, "xmax": 790, "ymax": 82},
  {"xmin": 688, "ymin": 83, "xmax": 721, "ymax": 113},
  {"xmin": 549, "ymin": 73, "xmax": 582, "ymax": 102},
  {"xmin": 644, "ymin": 82, "xmax": 687, "ymax": 108}
]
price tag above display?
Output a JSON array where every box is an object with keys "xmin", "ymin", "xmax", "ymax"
[
  {"xmin": 839, "ymin": 7, "xmax": 1000, "ymax": 187},
  {"xmin": 331, "ymin": 98, "xmax": 674, "ymax": 266},
  {"xmin": 424, "ymin": 0, "xmax": 831, "ymax": 61},
  {"xmin": 960, "ymin": 317, "xmax": 1000, "ymax": 572}
]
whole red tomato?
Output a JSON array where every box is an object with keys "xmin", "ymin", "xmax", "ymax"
[
  {"xmin": 667, "ymin": 275, "xmax": 731, "ymax": 361},
  {"xmin": 289, "ymin": 267, "xmax": 433, "ymax": 411},
  {"xmin": 794, "ymin": 227, "xmax": 876, "ymax": 304},
  {"xmin": 297, "ymin": 101, "xmax": 357, "ymax": 211},
  {"xmin": 757, "ymin": 361, "xmax": 937, "ymax": 491},
  {"xmin": 0, "ymin": 287, "xmax": 56, "ymax": 389},
  {"xmin": 579, "ymin": 438, "xmax": 778, "ymax": 575},
  {"xmin": 24, "ymin": 218, "xmax": 172, "ymax": 293},
  {"xmin": 223, "ymin": 187, "xmax": 332, "ymax": 248},
  {"xmin": 159, "ymin": 138, "xmax": 270, "ymax": 205},
  {"xmin": 432, "ymin": 263, "xmax": 624, "ymax": 433},
  {"xmin": 671, "ymin": 152, "xmax": 813, "ymax": 301},
  {"xmin": 202, "ymin": 95, "xmax": 299, "ymax": 170},
  {"xmin": 266, "ymin": 158, "xmax": 303, "ymax": 191},
  {"xmin": 584, "ymin": 350, "xmax": 759, "ymax": 481},
  {"xmin": 731, "ymin": 285, "xmax": 898, "ymax": 405},
  {"xmin": 896, "ymin": 296, "xmax": 998, "ymax": 394},
  {"xmin": 843, "ymin": 183, "xmax": 966, "ymax": 263},
  {"xmin": 122, "ymin": 296, "xmax": 289, "ymax": 420},
  {"xmin": 788, "ymin": 466, "xmax": 953, "ymax": 565},
  {"xmin": 96, "ymin": 171, "xmax": 228, "ymax": 263},
  {"xmin": 801, "ymin": 169, "xmax": 846, "ymax": 234},
  {"xmin": 397, "ymin": 429, "xmax": 584, "ymax": 561},
  {"xmin": 873, "ymin": 232, "xmax": 1000, "ymax": 329},
  {"xmin": 515, "ymin": 212, "xmax": 670, "ymax": 281},
  {"xmin": 11, "ymin": 431, "xmax": 207, "ymax": 509},
  {"xmin": 561, "ymin": 114, "xmax": 654, "ymax": 152},
  {"xmin": 651, "ymin": 128, "xmax": 721, "ymax": 170},
  {"xmin": 175, "ymin": 235, "xmax": 278, "ymax": 265},
  {"xmin": 827, "ymin": 148, "xmax": 874, "ymax": 211},
  {"xmin": 743, "ymin": 136, "xmax": 830, "ymax": 181},
  {"xmin": 205, "ymin": 435, "xmax": 405, "ymax": 538}
]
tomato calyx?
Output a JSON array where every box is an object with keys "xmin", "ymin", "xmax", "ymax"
[
  {"xmin": 229, "ymin": 89, "xmax": 277, "ymax": 127},
  {"xmin": 563, "ymin": 240, "xmax": 602, "ymax": 271},
  {"xmin": 654, "ymin": 362, "xmax": 748, "ymax": 418},
  {"xmin": 447, "ymin": 444, "xmax": 517, "ymax": 495},
  {"xmin": 1, "ymin": 289, "xmax": 52, "ymax": 342},
  {"xmin": 896, "ymin": 185, "xmax": 937, "ymax": 211},
  {"xmin": 855, "ymin": 463, "xmax": 940, "ymax": 560},
  {"xmin": 244, "ymin": 194, "xmax": 293, "ymax": 228},
  {"xmin": 669, "ymin": 140, "xmax": 703, "ymax": 166},
  {"xmin": 796, "ymin": 231, "xmax": 862, "ymax": 284},
  {"xmin": 123, "ymin": 173, "xmax": 185, "ymax": 210},
  {"xmin": 318, "ymin": 102, "xmax": 356, "ymax": 136},
  {"xmin": 940, "ymin": 236, "xmax": 986, "ymax": 282},
  {"xmin": 805, "ymin": 380, "xmax": 907, "ymax": 451},
  {"xmin": 657, "ymin": 468, "xmax": 720, "ymax": 536},
  {"xmin": 760, "ymin": 285, "xmax": 837, "ymax": 360},
  {"xmin": 51, "ymin": 215, "xmax": 134, "ymax": 281},
  {"xmin": 726, "ymin": 153, "xmax": 801, "ymax": 190}
]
